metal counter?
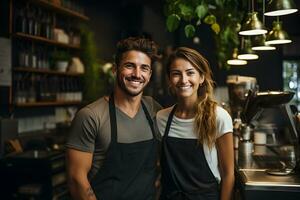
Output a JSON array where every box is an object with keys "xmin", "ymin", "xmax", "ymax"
[{"xmin": 235, "ymin": 145, "xmax": 300, "ymax": 200}]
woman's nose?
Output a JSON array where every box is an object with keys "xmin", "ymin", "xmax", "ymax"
[{"xmin": 180, "ymin": 74, "xmax": 188, "ymax": 83}]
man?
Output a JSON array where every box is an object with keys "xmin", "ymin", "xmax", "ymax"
[{"xmin": 66, "ymin": 37, "xmax": 162, "ymax": 200}]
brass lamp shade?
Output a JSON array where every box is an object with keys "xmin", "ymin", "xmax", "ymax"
[
  {"xmin": 238, "ymin": 38, "xmax": 259, "ymax": 60},
  {"xmin": 227, "ymin": 48, "xmax": 248, "ymax": 65},
  {"xmin": 239, "ymin": 12, "xmax": 268, "ymax": 35},
  {"xmin": 264, "ymin": 0, "xmax": 298, "ymax": 16},
  {"xmin": 265, "ymin": 21, "xmax": 292, "ymax": 45},
  {"xmin": 251, "ymin": 34, "xmax": 276, "ymax": 50}
]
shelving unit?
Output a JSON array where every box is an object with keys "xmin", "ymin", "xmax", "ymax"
[
  {"xmin": 5, "ymin": 0, "xmax": 88, "ymax": 198},
  {"xmin": 14, "ymin": 32, "xmax": 81, "ymax": 49},
  {"xmin": 10, "ymin": 0, "xmax": 87, "ymax": 107},
  {"xmin": 15, "ymin": 100, "xmax": 82, "ymax": 107},
  {"xmin": 19, "ymin": 0, "xmax": 89, "ymax": 21},
  {"xmin": 14, "ymin": 67, "xmax": 84, "ymax": 76}
]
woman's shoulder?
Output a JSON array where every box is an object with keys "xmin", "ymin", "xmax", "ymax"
[
  {"xmin": 156, "ymin": 105, "xmax": 175, "ymax": 119},
  {"xmin": 216, "ymin": 105, "xmax": 232, "ymax": 120}
]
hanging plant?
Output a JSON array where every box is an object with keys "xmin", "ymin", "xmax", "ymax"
[
  {"xmin": 164, "ymin": 0, "xmax": 249, "ymax": 69},
  {"xmin": 80, "ymin": 24, "xmax": 113, "ymax": 103}
]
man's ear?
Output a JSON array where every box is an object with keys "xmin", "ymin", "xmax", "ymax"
[{"xmin": 112, "ymin": 64, "xmax": 117, "ymax": 75}]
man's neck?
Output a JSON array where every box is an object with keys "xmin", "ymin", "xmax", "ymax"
[{"xmin": 113, "ymin": 88, "xmax": 143, "ymax": 118}]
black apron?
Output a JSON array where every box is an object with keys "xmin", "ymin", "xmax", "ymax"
[
  {"xmin": 90, "ymin": 94, "xmax": 158, "ymax": 200},
  {"xmin": 160, "ymin": 105, "xmax": 219, "ymax": 200}
]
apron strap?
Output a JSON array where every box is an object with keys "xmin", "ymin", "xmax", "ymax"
[
  {"xmin": 109, "ymin": 94, "xmax": 156, "ymax": 142},
  {"xmin": 141, "ymin": 100, "xmax": 156, "ymax": 138},
  {"xmin": 163, "ymin": 105, "xmax": 177, "ymax": 137},
  {"xmin": 109, "ymin": 93, "xmax": 117, "ymax": 143}
]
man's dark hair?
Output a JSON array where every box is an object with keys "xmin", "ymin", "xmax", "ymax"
[{"xmin": 115, "ymin": 37, "xmax": 158, "ymax": 67}]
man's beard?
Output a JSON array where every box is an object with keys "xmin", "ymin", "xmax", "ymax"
[{"xmin": 116, "ymin": 74, "xmax": 146, "ymax": 97}]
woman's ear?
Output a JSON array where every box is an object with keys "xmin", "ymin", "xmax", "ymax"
[{"xmin": 200, "ymin": 74, "xmax": 205, "ymax": 85}]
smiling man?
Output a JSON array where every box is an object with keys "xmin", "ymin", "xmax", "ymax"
[{"xmin": 66, "ymin": 37, "xmax": 162, "ymax": 200}]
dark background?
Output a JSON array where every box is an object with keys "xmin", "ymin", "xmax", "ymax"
[
  {"xmin": 82, "ymin": 0, "xmax": 300, "ymax": 90},
  {"xmin": 1, "ymin": 0, "xmax": 300, "ymax": 116}
]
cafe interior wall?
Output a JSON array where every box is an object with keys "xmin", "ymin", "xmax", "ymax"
[
  {"xmin": 1, "ymin": 0, "xmax": 300, "ymax": 116},
  {"xmin": 85, "ymin": 0, "xmax": 300, "ymax": 93}
]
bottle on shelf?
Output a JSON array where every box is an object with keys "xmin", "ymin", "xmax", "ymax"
[
  {"xmin": 29, "ymin": 43, "xmax": 37, "ymax": 68},
  {"xmin": 27, "ymin": 75, "xmax": 36, "ymax": 103},
  {"xmin": 15, "ymin": 6, "xmax": 26, "ymax": 33},
  {"xmin": 14, "ymin": 74, "xmax": 26, "ymax": 103},
  {"xmin": 33, "ymin": 7, "xmax": 41, "ymax": 36},
  {"xmin": 26, "ymin": 4, "xmax": 34, "ymax": 35}
]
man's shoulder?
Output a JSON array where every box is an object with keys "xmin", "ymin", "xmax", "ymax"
[
  {"xmin": 142, "ymin": 96, "xmax": 162, "ymax": 113},
  {"xmin": 78, "ymin": 97, "xmax": 108, "ymax": 117}
]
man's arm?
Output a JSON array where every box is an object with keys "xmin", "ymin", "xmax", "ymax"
[
  {"xmin": 66, "ymin": 148, "xmax": 97, "ymax": 200},
  {"xmin": 216, "ymin": 132, "xmax": 235, "ymax": 200}
]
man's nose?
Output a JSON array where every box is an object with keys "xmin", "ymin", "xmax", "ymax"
[{"xmin": 132, "ymin": 67, "xmax": 141, "ymax": 77}]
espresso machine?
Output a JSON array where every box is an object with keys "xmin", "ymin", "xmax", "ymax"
[
  {"xmin": 226, "ymin": 75, "xmax": 257, "ymax": 119},
  {"xmin": 241, "ymin": 90, "xmax": 300, "ymax": 175},
  {"xmin": 226, "ymin": 75, "xmax": 257, "ymax": 151}
]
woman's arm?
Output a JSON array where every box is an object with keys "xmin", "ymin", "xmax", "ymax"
[
  {"xmin": 216, "ymin": 132, "xmax": 235, "ymax": 200},
  {"xmin": 66, "ymin": 149, "xmax": 97, "ymax": 200}
]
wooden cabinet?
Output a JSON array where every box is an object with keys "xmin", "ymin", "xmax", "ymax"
[{"xmin": 0, "ymin": 150, "xmax": 68, "ymax": 199}]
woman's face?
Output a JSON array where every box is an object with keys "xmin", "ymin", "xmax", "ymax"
[{"xmin": 169, "ymin": 58, "xmax": 204, "ymax": 100}]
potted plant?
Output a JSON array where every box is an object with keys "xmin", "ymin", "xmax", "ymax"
[{"xmin": 51, "ymin": 50, "xmax": 70, "ymax": 72}]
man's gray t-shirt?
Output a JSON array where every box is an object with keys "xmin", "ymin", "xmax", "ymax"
[{"xmin": 66, "ymin": 96, "xmax": 162, "ymax": 179}]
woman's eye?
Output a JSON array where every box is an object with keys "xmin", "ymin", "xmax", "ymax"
[
  {"xmin": 187, "ymin": 71, "xmax": 195, "ymax": 75},
  {"xmin": 171, "ymin": 72, "xmax": 180, "ymax": 76}
]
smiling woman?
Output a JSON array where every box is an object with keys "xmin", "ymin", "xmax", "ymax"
[{"xmin": 157, "ymin": 47, "xmax": 234, "ymax": 200}]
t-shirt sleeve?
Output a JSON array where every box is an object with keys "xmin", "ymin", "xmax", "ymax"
[
  {"xmin": 142, "ymin": 96, "xmax": 163, "ymax": 117},
  {"xmin": 65, "ymin": 107, "xmax": 98, "ymax": 152},
  {"xmin": 216, "ymin": 106, "xmax": 233, "ymax": 138}
]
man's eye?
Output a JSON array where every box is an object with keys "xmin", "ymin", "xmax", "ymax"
[
  {"xmin": 141, "ymin": 66, "xmax": 151, "ymax": 72},
  {"xmin": 124, "ymin": 64, "xmax": 134, "ymax": 68}
]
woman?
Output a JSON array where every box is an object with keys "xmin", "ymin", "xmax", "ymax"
[{"xmin": 156, "ymin": 47, "xmax": 234, "ymax": 200}]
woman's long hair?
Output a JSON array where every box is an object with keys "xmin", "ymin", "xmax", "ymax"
[{"xmin": 166, "ymin": 47, "xmax": 217, "ymax": 149}]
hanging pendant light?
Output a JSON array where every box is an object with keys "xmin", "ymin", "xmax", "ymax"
[
  {"xmin": 264, "ymin": 0, "xmax": 298, "ymax": 16},
  {"xmin": 251, "ymin": 34, "xmax": 276, "ymax": 50},
  {"xmin": 238, "ymin": 37, "xmax": 259, "ymax": 60},
  {"xmin": 265, "ymin": 20, "xmax": 292, "ymax": 45},
  {"xmin": 227, "ymin": 48, "xmax": 248, "ymax": 65},
  {"xmin": 251, "ymin": 0, "xmax": 276, "ymax": 50},
  {"xmin": 239, "ymin": 12, "xmax": 268, "ymax": 35}
]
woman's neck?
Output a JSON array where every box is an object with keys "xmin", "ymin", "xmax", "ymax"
[{"xmin": 175, "ymin": 98, "xmax": 197, "ymax": 119}]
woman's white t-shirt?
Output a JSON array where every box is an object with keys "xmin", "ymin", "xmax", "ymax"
[{"xmin": 156, "ymin": 105, "xmax": 233, "ymax": 183}]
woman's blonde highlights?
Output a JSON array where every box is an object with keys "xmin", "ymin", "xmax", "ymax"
[{"xmin": 166, "ymin": 47, "xmax": 217, "ymax": 149}]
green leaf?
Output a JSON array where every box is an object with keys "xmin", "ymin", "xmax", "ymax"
[
  {"xmin": 179, "ymin": 3, "xmax": 194, "ymax": 18},
  {"xmin": 211, "ymin": 23, "xmax": 220, "ymax": 34},
  {"xmin": 184, "ymin": 24, "xmax": 195, "ymax": 38},
  {"xmin": 215, "ymin": 0, "xmax": 224, "ymax": 8},
  {"xmin": 166, "ymin": 14, "xmax": 181, "ymax": 32},
  {"xmin": 204, "ymin": 15, "xmax": 216, "ymax": 25},
  {"xmin": 195, "ymin": 4, "xmax": 208, "ymax": 20}
]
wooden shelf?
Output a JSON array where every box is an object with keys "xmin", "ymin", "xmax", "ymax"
[
  {"xmin": 14, "ymin": 67, "xmax": 84, "ymax": 76},
  {"xmin": 14, "ymin": 32, "xmax": 81, "ymax": 49},
  {"xmin": 15, "ymin": 101, "xmax": 82, "ymax": 107},
  {"xmin": 17, "ymin": 0, "xmax": 89, "ymax": 21}
]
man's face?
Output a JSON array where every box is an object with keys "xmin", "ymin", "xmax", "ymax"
[{"xmin": 116, "ymin": 50, "xmax": 152, "ymax": 97}]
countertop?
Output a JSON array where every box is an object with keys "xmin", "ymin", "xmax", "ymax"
[{"xmin": 235, "ymin": 145, "xmax": 300, "ymax": 192}]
